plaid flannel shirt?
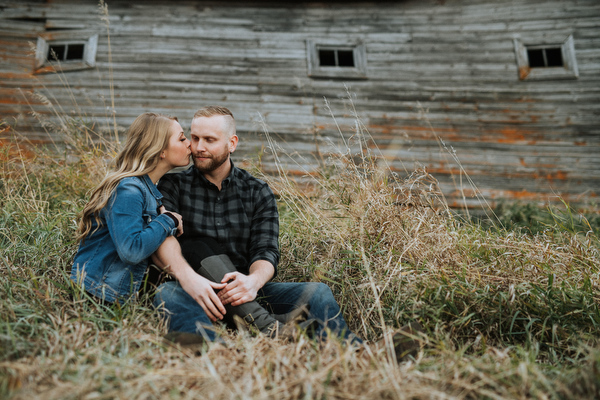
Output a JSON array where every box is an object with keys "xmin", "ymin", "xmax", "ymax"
[{"xmin": 157, "ymin": 163, "xmax": 280, "ymax": 276}]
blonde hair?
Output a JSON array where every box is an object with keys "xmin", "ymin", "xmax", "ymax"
[
  {"xmin": 193, "ymin": 105, "xmax": 236, "ymax": 138},
  {"xmin": 77, "ymin": 112, "xmax": 178, "ymax": 242},
  {"xmin": 193, "ymin": 105, "xmax": 234, "ymax": 120}
]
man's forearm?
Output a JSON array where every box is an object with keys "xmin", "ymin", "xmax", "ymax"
[
  {"xmin": 248, "ymin": 259, "xmax": 275, "ymax": 290},
  {"xmin": 152, "ymin": 236, "xmax": 227, "ymax": 321}
]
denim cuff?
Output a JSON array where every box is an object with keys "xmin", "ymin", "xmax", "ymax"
[{"xmin": 155, "ymin": 213, "xmax": 177, "ymax": 236}]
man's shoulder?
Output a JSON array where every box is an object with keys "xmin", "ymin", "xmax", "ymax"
[
  {"xmin": 159, "ymin": 166, "xmax": 195, "ymax": 186},
  {"xmin": 232, "ymin": 166, "xmax": 268, "ymax": 187}
]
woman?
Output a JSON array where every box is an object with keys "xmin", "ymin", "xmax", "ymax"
[{"xmin": 71, "ymin": 112, "xmax": 192, "ymax": 304}]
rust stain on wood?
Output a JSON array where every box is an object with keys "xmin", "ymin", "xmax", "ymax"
[
  {"xmin": 0, "ymin": 139, "xmax": 38, "ymax": 161},
  {"xmin": 0, "ymin": 0, "xmax": 597, "ymax": 209},
  {"xmin": 497, "ymin": 128, "xmax": 526, "ymax": 144},
  {"xmin": 0, "ymin": 72, "xmax": 35, "ymax": 79},
  {"xmin": 518, "ymin": 66, "xmax": 531, "ymax": 80}
]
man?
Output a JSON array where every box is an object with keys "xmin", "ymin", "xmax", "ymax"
[{"xmin": 152, "ymin": 106, "xmax": 358, "ymax": 343}]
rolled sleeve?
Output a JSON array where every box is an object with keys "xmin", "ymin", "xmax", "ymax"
[{"xmin": 248, "ymin": 185, "xmax": 280, "ymax": 276}]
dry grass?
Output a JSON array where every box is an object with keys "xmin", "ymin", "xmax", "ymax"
[
  {"xmin": 1, "ymin": 94, "xmax": 599, "ymax": 398},
  {"xmin": 2, "ymin": 2, "xmax": 597, "ymax": 396}
]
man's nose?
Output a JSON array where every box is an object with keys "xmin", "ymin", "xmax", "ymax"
[{"xmin": 192, "ymin": 141, "xmax": 205, "ymax": 152}]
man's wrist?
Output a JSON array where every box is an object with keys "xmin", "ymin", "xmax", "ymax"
[
  {"xmin": 246, "ymin": 273, "xmax": 264, "ymax": 292},
  {"xmin": 248, "ymin": 260, "xmax": 275, "ymax": 289}
]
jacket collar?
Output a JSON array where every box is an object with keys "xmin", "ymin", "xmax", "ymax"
[{"xmin": 140, "ymin": 174, "xmax": 164, "ymax": 204}]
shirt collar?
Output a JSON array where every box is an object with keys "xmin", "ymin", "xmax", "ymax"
[{"xmin": 192, "ymin": 160, "xmax": 238, "ymax": 188}]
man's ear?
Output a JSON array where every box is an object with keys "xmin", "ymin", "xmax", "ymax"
[{"xmin": 229, "ymin": 134, "xmax": 239, "ymax": 154}]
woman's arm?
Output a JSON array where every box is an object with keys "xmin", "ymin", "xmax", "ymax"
[{"xmin": 105, "ymin": 179, "xmax": 177, "ymax": 264}]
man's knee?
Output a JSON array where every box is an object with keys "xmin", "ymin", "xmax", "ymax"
[
  {"xmin": 311, "ymin": 282, "xmax": 334, "ymax": 300},
  {"xmin": 153, "ymin": 281, "xmax": 217, "ymax": 338}
]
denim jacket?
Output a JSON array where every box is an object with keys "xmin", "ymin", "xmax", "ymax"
[{"xmin": 71, "ymin": 174, "xmax": 177, "ymax": 303}]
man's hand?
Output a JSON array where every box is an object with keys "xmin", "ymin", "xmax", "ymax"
[
  {"xmin": 219, "ymin": 260, "xmax": 275, "ymax": 306},
  {"xmin": 180, "ymin": 271, "xmax": 227, "ymax": 322},
  {"xmin": 218, "ymin": 272, "xmax": 260, "ymax": 307}
]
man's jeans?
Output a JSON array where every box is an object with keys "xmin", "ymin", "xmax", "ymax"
[{"xmin": 154, "ymin": 280, "xmax": 361, "ymax": 344}]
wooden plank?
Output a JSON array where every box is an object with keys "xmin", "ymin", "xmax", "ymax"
[{"xmin": 1, "ymin": 0, "xmax": 599, "ymax": 207}]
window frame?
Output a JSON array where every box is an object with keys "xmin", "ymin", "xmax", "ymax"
[
  {"xmin": 35, "ymin": 30, "xmax": 98, "ymax": 73},
  {"xmin": 307, "ymin": 40, "xmax": 367, "ymax": 79},
  {"xmin": 513, "ymin": 34, "xmax": 578, "ymax": 81}
]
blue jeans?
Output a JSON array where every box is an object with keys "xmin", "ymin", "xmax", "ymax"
[{"xmin": 153, "ymin": 280, "xmax": 361, "ymax": 344}]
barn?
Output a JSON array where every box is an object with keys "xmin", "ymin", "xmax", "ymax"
[{"xmin": 1, "ymin": 0, "xmax": 599, "ymax": 209}]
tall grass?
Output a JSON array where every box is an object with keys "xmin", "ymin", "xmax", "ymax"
[
  {"xmin": 1, "ymin": 88, "xmax": 599, "ymax": 398},
  {"xmin": 258, "ymin": 105, "xmax": 599, "ymax": 356}
]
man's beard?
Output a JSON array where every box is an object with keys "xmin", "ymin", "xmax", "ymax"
[{"xmin": 192, "ymin": 150, "xmax": 229, "ymax": 173}]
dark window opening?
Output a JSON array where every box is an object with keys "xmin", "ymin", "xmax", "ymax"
[
  {"xmin": 47, "ymin": 43, "xmax": 85, "ymax": 62},
  {"xmin": 337, "ymin": 50, "xmax": 355, "ymax": 67},
  {"xmin": 319, "ymin": 49, "xmax": 336, "ymax": 66},
  {"xmin": 545, "ymin": 48, "xmax": 563, "ymax": 67},
  {"xmin": 318, "ymin": 48, "xmax": 355, "ymax": 67},
  {"xmin": 527, "ymin": 49, "xmax": 544, "ymax": 67},
  {"xmin": 527, "ymin": 47, "xmax": 563, "ymax": 68},
  {"xmin": 66, "ymin": 44, "xmax": 85, "ymax": 60},
  {"xmin": 48, "ymin": 44, "xmax": 66, "ymax": 60}
]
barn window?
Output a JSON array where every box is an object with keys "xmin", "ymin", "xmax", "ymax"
[
  {"xmin": 514, "ymin": 34, "xmax": 578, "ymax": 80},
  {"xmin": 307, "ymin": 40, "xmax": 367, "ymax": 79},
  {"xmin": 527, "ymin": 47, "xmax": 563, "ymax": 68},
  {"xmin": 35, "ymin": 31, "xmax": 98, "ymax": 73},
  {"xmin": 318, "ymin": 49, "xmax": 355, "ymax": 67},
  {"xmin": 47, "ymin": 43, "xmax": 86, "ymax": 62}
]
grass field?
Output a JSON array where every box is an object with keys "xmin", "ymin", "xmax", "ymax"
[{"xmin": 1, "ymin": 106, "xmax": 599, "ymax": 400}]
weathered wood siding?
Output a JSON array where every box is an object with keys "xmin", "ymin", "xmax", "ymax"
[{"xmin": 1, "ymin": 0, "xmax": 599, "ymax": 208}]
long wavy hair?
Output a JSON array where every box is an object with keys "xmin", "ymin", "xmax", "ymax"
[{"xmin": 76, "ymin": 112, "xmax": 178, "ymax": 242}]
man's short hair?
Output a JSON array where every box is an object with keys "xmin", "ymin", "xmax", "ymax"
[{"xmin": 193, "ymin": 105, "xmax": 234, "ymax": 120}]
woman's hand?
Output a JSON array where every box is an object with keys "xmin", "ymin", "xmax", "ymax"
[
  {"xmin": 170, "ymin": 212, "xmax": 184, "ymax": 236},
  {"xmin": 160, "ymin": 207, "xmax": 184, "ymax": 236}
]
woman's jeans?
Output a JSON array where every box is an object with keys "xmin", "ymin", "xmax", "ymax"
[{"xmin": 153, "ymin": 280, "xmax": 361, "ymax": 344}]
